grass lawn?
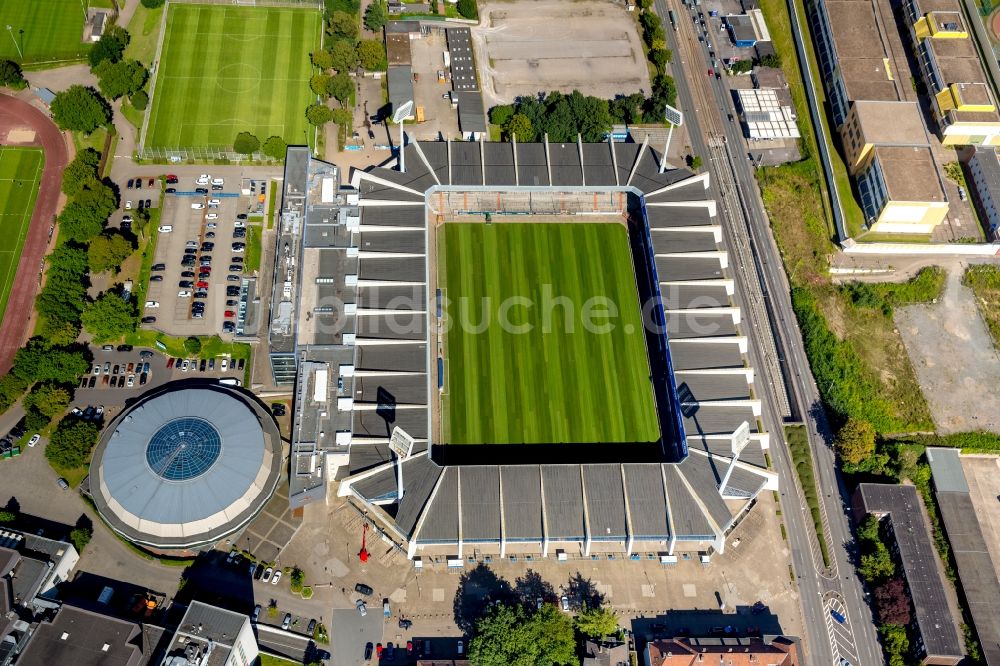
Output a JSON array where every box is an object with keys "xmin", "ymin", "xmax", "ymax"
[
  {"xmin": 0, "ymin": 0, "xmax": 90, "ymax": 63},
  {"xmin": 146, "ymin": 4, "xmax": 321, "ymax": 150},
  {"xmin": 440, "ymin": 223, "xmax": 659, "ymax": 445},
  {"xmin": 124, "ymin": 0, "xmax": 165, "ymax": 65},
  {"xmin": 267, "ymin": 181, "xmax": 278, "ymax": 229},
  {"xmin": 258, "ymin": 654, "xmax": 300, "ymax": 666},
  {"xmin": 785, "ymin": 425, "xmax": 830, "ymax": 566},
  {"xmin": 244, "ymin": 223, "xmax": 262, "ymax": 272},
  {"xmin": 0, "ymin": 147, "xmax": 43, "ymax": 323}
]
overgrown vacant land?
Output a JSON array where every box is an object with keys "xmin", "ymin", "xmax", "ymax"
[
  {"xmin": 0, "ymin": 147, "xmax": 42, "ymax": 322},
  {"xmin": 0, "ymin": 0, "xmax": 91, "ymax": 63},
  {"xmin": 440, "ymin": 223, "xmax": 659, "ymax": 445},
  {"xmin": 146, "ymin": 4, "xmax": 320, "ymax": 150},
  {"xmin": 964, "ymin": 264, "xmax": 1000, "ymax": 348}
]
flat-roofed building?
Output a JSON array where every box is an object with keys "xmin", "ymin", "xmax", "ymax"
[
  {"xmin": 15, "ymin": 606, "xmax": 143, "ymax": 666},
  {"xmin": 805, "ymin": 0, "xmax": 952, "ymax": 232},
  {"xmin": 903, "ymin": 0, "xmax": 1000, "ymax": 145},
  {"xmin": 644, "ymin": 635, "xmax": 800, "ymax": 666},
  {"xmin": 962, "ymin": 146, "xmax": 1000, "ymax": 238}
]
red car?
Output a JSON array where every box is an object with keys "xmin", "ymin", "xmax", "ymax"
[
  {"xmin": 708, "ymin": 68, "xmax": 714, "ymax": 77},
  {"xmin": 166, "ymin": 357, "xmax": 175, "ymax": 368},
  {"xmin": 224, "ymin": 310, "xmax": 235, "ymax": 317},
  {"xmin": 406, "ymin": 641, "xmax": 413, "ymax": 654},
  {"xmin": 196, "ymin": 281, "xmax": 209, "ymax": 288},
  {"xmin": 375, "ymin": 644, "xmax": 383, "ymax": 658},
  {"xmin": 165, "ymin": 173, "xmax": 178, "ymax": 183}
]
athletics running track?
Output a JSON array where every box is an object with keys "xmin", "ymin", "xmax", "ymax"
[{"xmin": 0, "ymin": 94, "xmax": 68, "ymax": 374}]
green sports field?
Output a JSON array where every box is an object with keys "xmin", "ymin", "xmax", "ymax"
[
  {"xmin": 146, "ymin": 4, "xmax": 321, "ymax": 150},
  {"xmin": 0, "ymin": 0, "xmax": 91, "ymax": 63},
  {"xmin": 0, "ymin": 147, "xmax": 43, "ymax": 322},
  {"xmin": 441, "ymin": 223, "xmax": 660, "ymax": 445}
]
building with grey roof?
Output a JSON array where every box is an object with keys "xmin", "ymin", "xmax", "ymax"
[
  {"xmin": 962, "ymin": 147, "xmax": 1000, "ymax": 240},
  {"xmin": 854, "ymin": 483, "xmax": 964, "ymax": 665},
  {"xmin": 15, "ymin": 605, "xmax": 144, "ymax": 666},
  {"xmin": 926, "ymin": 448, "xmax": 1000, "ymax": 666},
  {"xmin": 89, "ymin": 384, "xmax": 282, "ymax": 550},
  {"xmin": 0, "ymin": 530, "xmax": 79, "ymax": 613},
  {"xmin": 160, "ymin": 600, "xmax": 258, "ymax": 666}
]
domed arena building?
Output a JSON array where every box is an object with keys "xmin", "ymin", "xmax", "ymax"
[{"xmin": 90, "ymin": 384, "xmax": 282, "ymax": 551}]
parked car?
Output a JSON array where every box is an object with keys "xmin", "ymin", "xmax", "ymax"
[
  {"xmin": 271, "ymin": 570, "xmax": 282, "ymax": 585},
  {"xmin": 355, "ymin": 583, "xmax": 373, "ymax": 596},
  {"xmin": 262, "ymin": 567, "xmax": 273, "ymax": 583},
  {"xmin": 281, "ymin": 613, "xmax": 292, "ymax": 630},
  {"xmin": 141, "ymin": 316, "xmax": 156, "ymax": 324},
  {"xmin": 251, "ymin": 605, "xmax": 261, "ymax": 622},
  {"xmin": 365, "ymin": 643, "xmax": 373, "ymax": 660},
  {"xmin": 306, "ymin": 619, "xmax": 316, "ymax": 634},
  {"xmin": 356, "ymin": 599, "xmax": 367, "ymax": 616},
  {"xmin": 57, "ymin": 478, "xmax": 69, "ymax": 490},
  {"xmin": 27, "ymin": 434, "xmax": 40, "ymax": 447}
]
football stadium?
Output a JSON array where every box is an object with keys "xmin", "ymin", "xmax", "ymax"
[
  {"xmin": 269, "ymin": 141, "xmax": 775, "ymax": 561},
  {"xmin": 89, "ymin": 384, "xmax": 282, "ymax": 551}
]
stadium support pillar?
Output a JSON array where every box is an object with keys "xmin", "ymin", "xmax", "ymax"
[
  {"xmin": 540, "ymin": 472, "xmax": 550, "ymax": 558},
  {"xmin": 581, "ymin": 467, "xmax": 592, "ymax": 557},
  {"xmin": 498, "ymin": 467, "xmax": 507, "ymax": 558},
  {"xmin": 668, "ymin": 533, "xmax": 676, "ymax": 556}
]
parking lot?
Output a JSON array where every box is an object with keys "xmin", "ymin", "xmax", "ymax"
[
  {"xmin": 141, "ymin": 176, "xmax": 251, "ymax": 338},
  {"xmin": 409, "ymin": 31, "xmax": 462, "ymax": 141}
]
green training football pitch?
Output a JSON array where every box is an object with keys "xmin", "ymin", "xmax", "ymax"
[
  {"xmin": 0, "ymin": 147, "xmax": 43, "ymax": 323},
  {"xmin": 146, "ymin": 4, "xmax": 321, "ymax": 150},
  {"xmin": 441, "ymin": 223, "xmax": 660, "ymax": 445},
  {"xmin": 0, "ymin": 0, "xmax": 91, "ymax": 63}
]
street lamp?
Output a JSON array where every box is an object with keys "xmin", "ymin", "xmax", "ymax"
[
  {"xmin": 393, "ymin": 100, "xmax": 413, "ymax": 173},
  {"xmin": 6, "ymin": 25, "xmax": 22, "ymax": 60}
]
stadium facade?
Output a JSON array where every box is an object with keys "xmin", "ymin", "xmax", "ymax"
[
  {"xmin": 269, "ymin": 141, "xmax": 776, "ymax": 561},
  {"xmin": 89, "ymin": 384, "xmax": 283, "ymax": 550}
]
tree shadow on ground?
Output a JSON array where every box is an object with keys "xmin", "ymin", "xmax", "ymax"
[
  {"xmin": 563, "ymin": 572, "xmax": 605, "ymax": 610},
  {"xmin": 453, "ymin": 563, "xmax": 515, "ymax": 634},
  {"xmin": 514, "ymin": 569, "xmax": 555, "ymax": 608}
]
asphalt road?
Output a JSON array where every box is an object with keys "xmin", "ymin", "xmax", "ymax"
[{"xmin": 658, "ymin": 1, "xmax": 882, "ymax": 664}]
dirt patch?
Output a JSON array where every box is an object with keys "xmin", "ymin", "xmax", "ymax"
[
  {"xmin": 896, "ymin": 267, "xmax": 1000, "ymax": 434},
  {"xmin": 4, "ymin": 128, "xmax": 36, "ymax": 143},
  {"xmin": 472, "ymin": 0, "xmax": 651, "ymax": 106}
]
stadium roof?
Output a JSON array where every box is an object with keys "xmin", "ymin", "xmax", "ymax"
[
  {"xmin": 91, "ymin": 385, "xmax": 282, "ymax": 549},
  {"xmin": 856, "ymin": 483, "xmax": 964, "ymax": 661},
  {"xmin": 331, "ymin": 138, "xmax": 775, "ymax": 555}
]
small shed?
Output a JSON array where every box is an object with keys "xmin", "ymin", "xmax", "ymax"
[{"xmin": 91, "ymin": 11, "xmax": 107, "ymax": 42}]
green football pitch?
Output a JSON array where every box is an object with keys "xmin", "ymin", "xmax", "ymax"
[
  {"xmin": 0, "ymin": 147, "xmax": 43, "ymax": 323},
  {"xmin": 441, "ymin": 223, "xmax": 660, "ymax": 445},
  {"xmin": 0, "ymin": 0, "xmax": 91, "ymax": 63},
  {"xmin": 146, "ymin": 4, "xmax": 321, "ymax": 150}
]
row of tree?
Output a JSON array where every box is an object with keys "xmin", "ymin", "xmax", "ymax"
[
  {"xmin": 489, "ymin": 87, "xmax": 679, "ymax": 144},
  {"xmin": 312, "ymin": 39, "xmax": 386, "ymax": 74},
  {"xmin": 232, "ymin": 132, "xmax": 288, "ymax": 159},
  {"xmin": 0, "ymin": 60, "xmax": 27, "ymax": 89},
  {"xmin": 638, "ymin": 8, "xmax": 673, "ymax": 77}
]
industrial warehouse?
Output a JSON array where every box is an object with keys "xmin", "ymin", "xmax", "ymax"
[{"xmin": 268, "ymin": 141, "xmax": 776, "ymax": 562}]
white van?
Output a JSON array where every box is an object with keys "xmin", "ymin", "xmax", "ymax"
[
  {"xmin": 211, "ymin": 178, "xmax": 224, "ymax": 186},
  {"xmin": 218, "ymin": 377, "xmax": 241, "ymax": 386},
  {"xmin": 196, "ymin": 174, "xmax": 210, "ymax": 185},
  {"xmin": 191, "ymin": 203, "xmax": 206, "ymax": 210},
  {"xmin": 144, "ymin": 301, "xmax": 160, "ymax": 308},
  {"xmin": 158, "ymin": 225, "xmax": 173, "ymax": 232}
]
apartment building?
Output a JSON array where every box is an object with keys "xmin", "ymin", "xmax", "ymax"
[{"xmin": 806, "ymin": 0, "xmax": 950, "ymax": 232}]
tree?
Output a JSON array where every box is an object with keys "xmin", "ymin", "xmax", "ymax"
[
  {"xmin": 880, "ymin": 624, "xmax": 909, "ymax": 666},
  {"xmin": 70, "ymin": 526, "xmax": 93, "ymax": 552},
  {"xmin": 331, "ymin": 107, "xmax": 353, "ymax": 127},
  {"xmin": 131, "ymin": 89, "xmax": 148, "ymax": 111},
  {"xmin": 95, "ymin": 58, "xmax": 148, "ymax": 100},
  {"xmin": 59, "ymin": 198, "xmax": 108, "ymax": 243},
  {"xmin": 759, "ymin": 53, "xmax": 781, "ymax": 68},
  {"xmin": 327, "ymin": 10, "xmax": 358, "ymax": 40},
  {"xmin": 489, "ymin": 104, "xmax": 515, "ymax": 127},
  {"xmin": 650, "ymin": 48, "xmax": 672, "ymax": 74},
  {"xmin": 183, "ymin": 336, "xmax": 202, "ymax": 354},
  {"xmin": 306, "ymin": 103, "xmax": 334, "ymax": 126},
  {"xmin": 364, "ymin": 0, "xmax": 388, "ymax": 32},
  {"xmin": 503, "ymin": 113, "xmax": 533, "ymax": 141},
  {"xmin": 62, "ymin": 148, "xmax": 101, "ymax": 197},
  {"xmin": 12, "ymin": 342, "xmax": 89, "ymax": 384},
  {"xmin": 88, "ymin": 25, "xmax": 130, "ymax": 67},
  {"xmin": 0, "ymin": 509, "xmax": 15, "ymax": 523},
  {"xmin": 730, "ymin": 59, "xmax": 754, "ymax": 74},
  {"xmin": 45, "ymin": 419, "xmax": 99, "ymax": 470},
  {"xmin": 0, "ymin": 59, "xmax": 26, "ymax": 89},
  {"xmin": 874, "ymin": 578, "xmax": 912, "ymax": 626},
  {"xmin": 327, "ymin": 72, "xmax": 353, "ymax": 105},
  {"xmin": 835, "ymin": 417, "xmax": 876, "ymax": 466},
  {"xmin": 24, "ymin": 383, "xmax": 72, "ymax": 419},
  {"xmin": 457, "ymin": 0, "xmax": 478, "ymax": 19},
  {"xmin": 357, "ymin": 39, "xmax": 385, "ymax": 71},
  {"xmin": 609, "ymin": 93, "xmax": 645, "ymax": 124},
  {"xmin": 233, "ymin": 131, "xmax": 261, "ymax": 155},
  {"xmin": 88, "ymin": 233, "xmax": 133, "ymax": 273},
  {"xmin": 311, "ymin": 49, "xmax": 334, "ymax": 70},
  {"xmin": 637, "ymin": 0, "xmax": 653, "ymax": 8},
  {"xmin": 140, "ymin": 0, "xmax": 165, "ymax": 8},
  {"xmin": 82, "ymin": 292, "xmax": 136, "ymax": 342},
  {"xmin": 310, "ymin": 73, "xmax": 332, "ymax": 98},
  {"xmin": 688, "ymin": 154, "xmax": 703, "ymax": 170},
  {"xmin": 329, "ymin": 40, "xmax": 358, "ymax": 73},
  {"xmin": 262, "ymin": 135, "xmax": 287, "ymax": 161},
  {"xmin": 37, "ymin": 244, "xmax": 89, "ymax": 324},
  {"xmin": 0, "ymin": 373, "xmax": 29, "ymax": 413},
  {"xmin": 51, "ymin": 85, "xmax": 112, "ymax": 134},
  {"xmin": 859, "ymin": 544, "xmax": 895, "ymax": 582},
  {"xmin": 573, "ymin": 605, "xmax": 619, "ymax": 639},
  {"xmin": 469, "ymin": 604, "xmax": 575, "ymax": 666},
  {"xmin": 39, "ymin": 316, "xmax": 81, "ymax": 347}
]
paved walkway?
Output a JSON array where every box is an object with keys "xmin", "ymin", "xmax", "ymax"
[{"xmin": 0, "ymin": 94, "xmax": 69, "ymax": 373}]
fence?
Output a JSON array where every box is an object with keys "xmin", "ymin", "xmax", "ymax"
[
  {"xmin": 137, "ymin": 145, "xmax": 285, "ymax": 163},
  {"xmin": 166, "ymin": 0, "xmax": 323, "ymax": 7}
]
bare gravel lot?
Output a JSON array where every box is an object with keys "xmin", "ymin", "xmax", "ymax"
[
  {"xmin": 473, "ymin": 0, "xmax": 651, "ymax": 106},
  {"xmin": 896, "ymin": 266, "xmax": 1000, "ymax": 434}
]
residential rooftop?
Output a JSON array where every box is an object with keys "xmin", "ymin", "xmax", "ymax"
[
  {"xmin": 15, "ymin": 605, "xmax": 143, "ymax": 666},
  {"xmin": 851, "ymin": 100, "xmax": 928, "ymax": 145},
  {"xmin": 873, "ymin": 146, "xmax": 946, "ymax": 202}
]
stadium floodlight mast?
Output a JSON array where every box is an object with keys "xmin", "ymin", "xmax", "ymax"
[
  {"xmin": 5, "ymin": 26, "xmax": 21, "ymax": 60},
  {"xmin": 389, "ymin": 426, "xmax": 415, "ymax": 500},
  {"xmin": 718, "ymin": 421, "xmax": 751, "ymax": 497},
  {"xmin": 660, "ymin": 102, "xmax": 684, "ymax": 174},
  {"xmin": 393, "ymin": 100, "xmax": 413, "ymax": 173}
]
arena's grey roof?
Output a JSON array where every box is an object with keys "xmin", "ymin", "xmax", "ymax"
[{"xmin": 92, "ymin": 386, "xmax": 281, "ymax": 549}]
